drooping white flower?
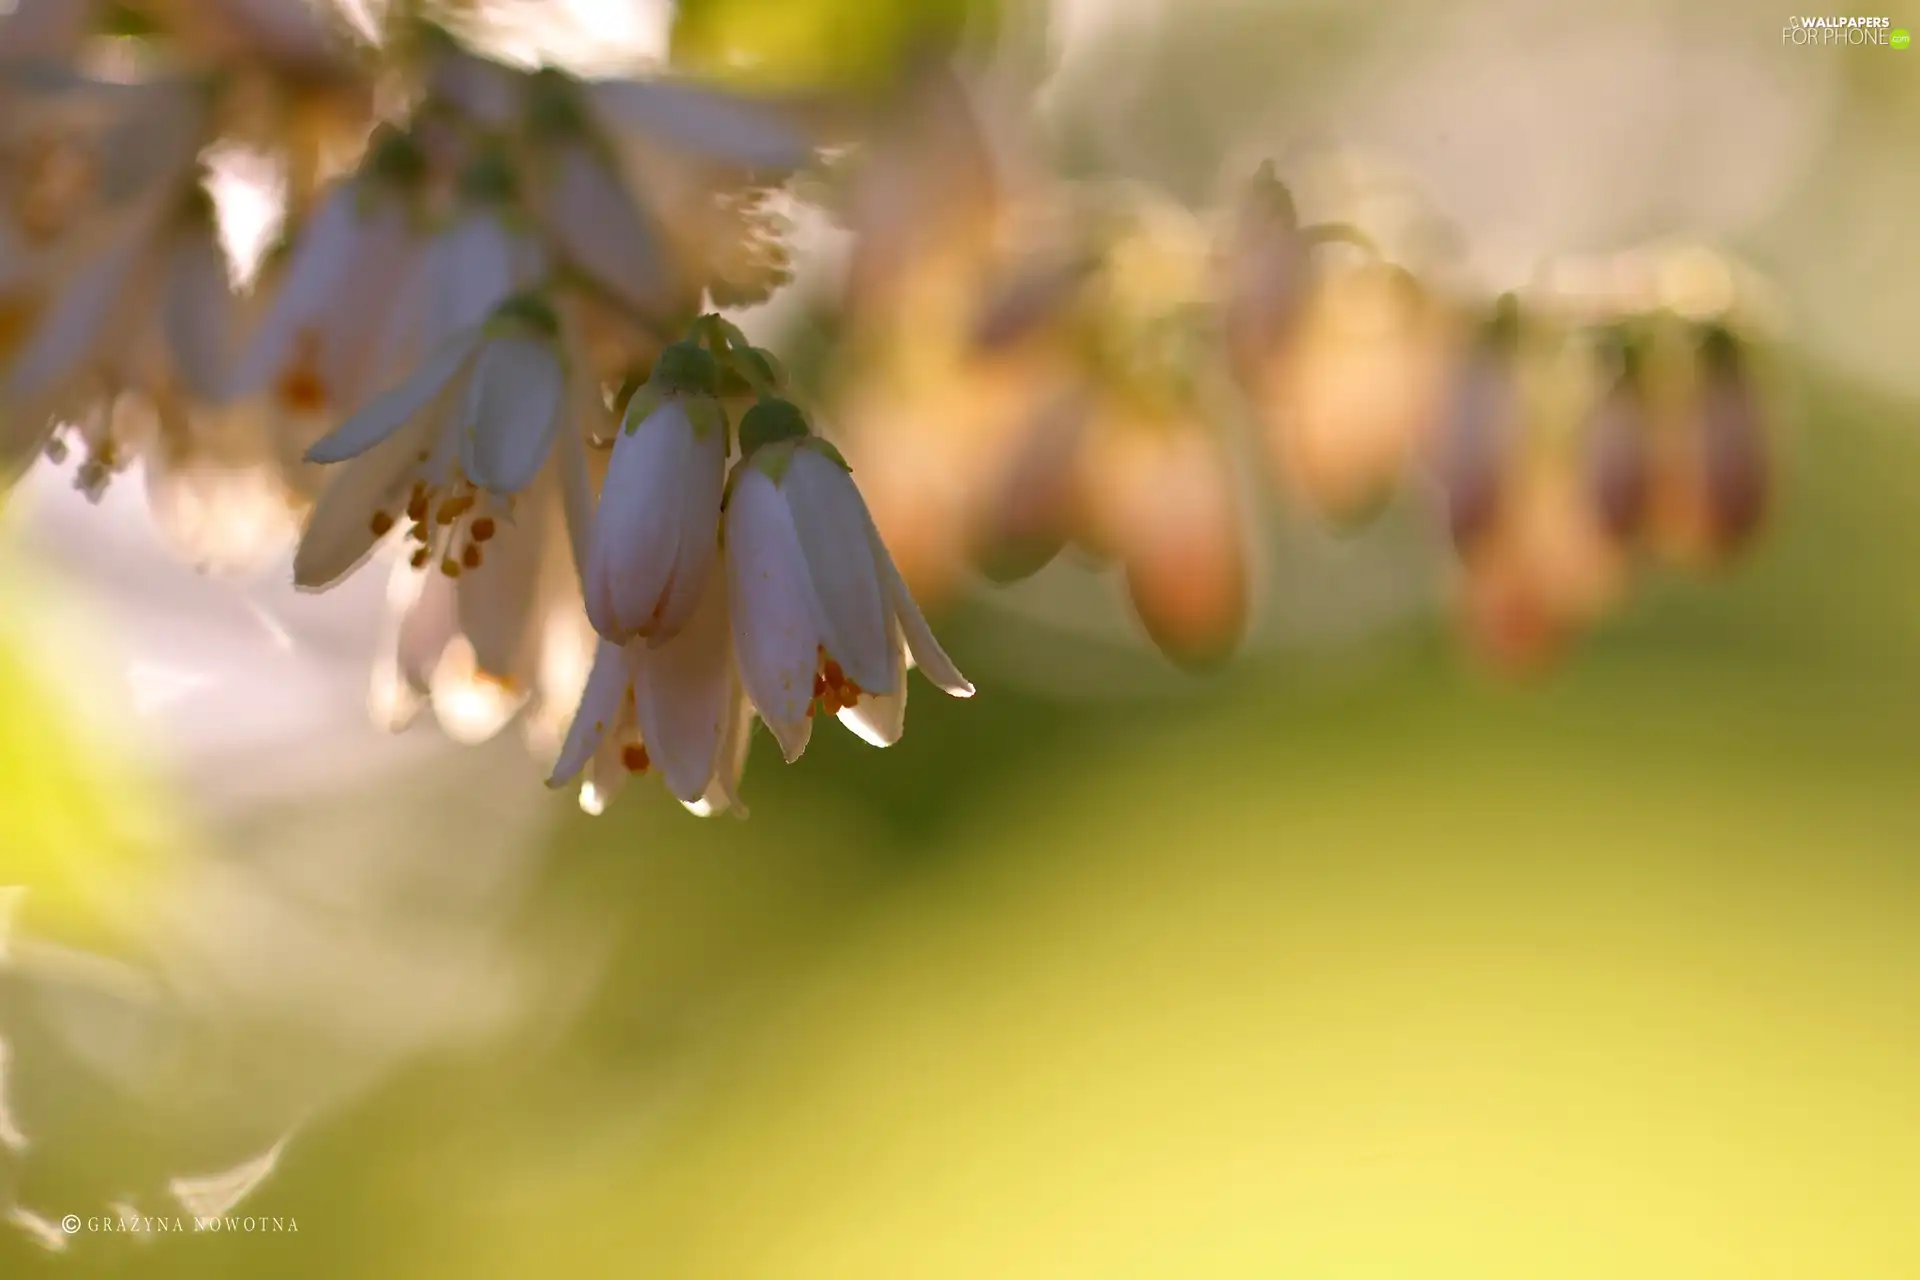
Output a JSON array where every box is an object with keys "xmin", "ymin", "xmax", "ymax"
[
  {"xmin": 582, "ymin": 341, "xmax": 728, "ymax": 645},
  {"xmin": 521, "ymin": 68, "xmax": 686, "ymax": 324},
  {"xmin": 584, "ymin": 73, "xmax": 816, "ymax": 312},
  {"xmin": 724, "ymin": 406, "xmax": 972, "ymax": 763},
  {"xmin": 420, "ymin": 148, "xmax": 547, "ymax": 351},
  {"xmin": 369, "ymin": 460, "xmax": 593, "ymax": 745},
  {"xmin": 230, "ymin": 129, "xmax": 434, "ymax": 422},
  {"xmin": 549, "ymin": 555, "xmax": 752, "ymax": 817},
  {"xmin": 0, "ymin": 182, "xmax": 236, "ymax": 487},
  {"xmin": 361, "ymin": 295, "xmax": 612, "ymax": 746},
  {"xmin": 292, "ymin": 293, "xmax": 574, "ymax": 591}
]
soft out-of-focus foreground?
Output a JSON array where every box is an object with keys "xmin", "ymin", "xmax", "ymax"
[{"xmin": 5, "ymin": 0, "xmax": 1920, "ymax": 1275}]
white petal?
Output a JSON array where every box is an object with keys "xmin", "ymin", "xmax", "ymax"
[
  {"xmin": 396, "ymin": 564, "xmax": 458, "ymax": 694},
  {"xmin": 584, "ymin": 399, "xmax": 722, "ymax": 642},
  {"xmin": 838, "ymin": 621, "xmax": 909, "ymax": 748},
  {"xmin": 322, "ymin": 208, "xmax": 424, "ymax": 404},
  {"xmin": 1, "ymin": 226, "xmax": 146, "ymax": 410},
  {"xmin": 653, "ymin": 418, "xmax": 727, "ymax": 640},
  {"xmin": 369, "ymin": 564, "xmax": 455, "ymax": 731},
  {"xmin": 590, "ymin": 79, "xmax": 816, "ymax": 171},
  {"xmin": 304, "ymin": 332, "xmax": 479, "ymax": 465},
  {"xmin": 231, "ymin": 183, "xmax": 358, "ymax": 396},
  {"xmin": 163, "ymin": 226, "xmax": 238, "ymax": 402},
  {"xmin": 547, "ymin": 639, "xmax": 633, "ymax": 787},
  {"xmin": 431, "ymin": 213, "xmax": 519, "ymax": 339},
  {"xmin": 290, "ymin": 418, "xmax": 427, "ymax": 589},
  {"xmin": 556, "ymin": 360, "xmax": 600, "ymax": 588},
  {"xmin": 868, "ymin": 518, "xmax": 973, "ymax": 698},
  {"xmin": 631, "ymin": 559, "xmax": 732, "ymax": 803},
  {"xmin": 460, "ymin": 334, "xmax": 563, "ymax": 494},
  {"xmin": 456, "ymin": 494, "xmax": 545, "ymax": 682},
  {"xmin": 687, "ymin": 685, "xmax": 754, "ymax": 818},
  {"xmin": 782, "ymin": 445, "xmax": 893, "ymax": 695},
  {"xmin": 546, "ymin": 145, "xmax": 679, "ymax": 318},
  {"xmin": 726, "ymin": 466, "xmax": 819, "ymax": 762},
  {"xmin": 429, "ymin": 46, "xmax": 525, "ymax": 126}
]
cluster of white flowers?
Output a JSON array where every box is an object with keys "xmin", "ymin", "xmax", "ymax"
[
  {"xmin": 0, "ymin": 0, "xmax": 972, "ymax": 817},
  {"xmin": 0, "ymin": 0, "xmax": 1779, "ymax": 800}
]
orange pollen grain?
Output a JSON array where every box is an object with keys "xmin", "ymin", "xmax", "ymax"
[
  {"xmin": 621, "ymin": 742, "xmax": 650, "ymax": 773},
  {"xmin": 409, "ymin": 547, "xmax": 430, "ymax": 569},
  {"xmin": 470, "ymin": 517, "xmax": 496, "ymax": 542},
  {"xmin": 440, "ymin": 556, "xmax": 462, "ymax": 578},
  {"xmin": 369, "ymin": 510, "xmax": 396, "ymax": 536},
  {"xmin": 461, "ymin": 543, "xmax": 483, "ymax": 569}
]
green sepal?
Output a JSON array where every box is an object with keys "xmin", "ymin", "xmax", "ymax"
[
  {"xmin": 365, "ymin": 126, "xmax": 428, "ymax": 190},
  {"xmin": 649, "ymin": 340, "xmax": 722, "ymax": 397},
  {"xmin": 525, "ymin": 67, "xmax": 588, "ymax": 140},
  {"xmin": 457, "ymin": 147, "xmax": 519, "ymax": 205},
  {"xmin": 490, "ymin": 292, "xmax": 561, "ymax": 339},
  {"xmin": 714, "ymin": 345, "xmax": 784, "ymax": 397},
  {"xmin": 694, "ymin": 314, "xmax": 755, "ymax": 353},
  {"xmin": 749, "ymin": 440, "xmax": 799, "ymax": 486},
  {"xmin": 738, "ymin": 399, "xmax": 810, "ymax": 458},
  {"xmin": 620, "ymin": 385, "xmax": 664, "ymax": 435},
  {"xmin": 683, "ymin": 393, "xmax": 729, "ymax": 440}
]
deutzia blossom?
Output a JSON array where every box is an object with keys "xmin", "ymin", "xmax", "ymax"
[
  {"xmin": 421, "ymin": 148, "xmax": 547, "ymax": 347},
  {"xmin": 725, "ymin": 404, "xmax": 973, "ymax": 763},
  {"xmin": 292, "ymin": 292, "xmax": 573, "ymax": 591},
  {"xmin": 521, "ymin": 68, "xmax": 686, "ymax": 324},
  {"xmin": 230, "ymin": 129, "xmax": 434, "ymax": 426},
  {"xmin": 582, "ymin": 342, "xmax": 728, "ymax": 645},
  {"xmin": 549, "ymin": 559, "xmax": 752, "ymax": 817},
  {"xmin": 1, "ymin": 183, "xmax": 234, "ymax": 489},
  {"xmin": 370, "ymin": 466, "xmax": 583, "ymax": 744},
  {"xmin": 359, "ymin": 296, "xmax": 606, "ymax": 741}
]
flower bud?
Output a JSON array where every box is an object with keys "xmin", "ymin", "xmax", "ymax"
[
  {"xmin": 1583, "ymin": 351, "xmax": 1652, "ymax": 544},
  {"xmin": 1431, "ymin": 300, "xmax": 1524, "ymax": 556},
  {"xmin": 1693, "ymin": 327, "xmax": 1768, "ymax": 560}
]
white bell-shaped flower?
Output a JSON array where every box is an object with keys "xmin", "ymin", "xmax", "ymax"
[
  {"xmin": 724, "ymin": 403, "xmax": 972, "ymax": 764},
  {"xmin": 292, "ymin": 293, "xmax": 569, "ymax": 590},
  {"xmin": 550, "ymin": 555, "xmax": 752, "ymax": 817},
  {"xmin": 582, "ymin": 341, "xmax": 729, "ymax": 645},
  {"xmin": 231, "ymin": 129, "xmax": 434, "ymax": 422}
]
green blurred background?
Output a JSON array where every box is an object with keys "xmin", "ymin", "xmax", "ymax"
[{"xmin": 6, "ymin": 0, "xmax": 1920, "ymax": 1275}]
